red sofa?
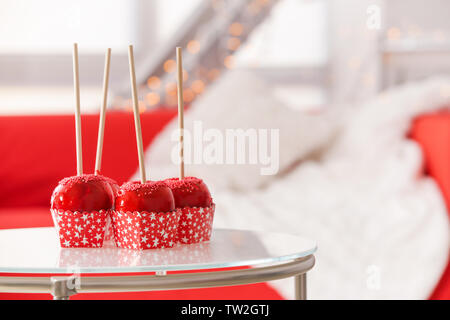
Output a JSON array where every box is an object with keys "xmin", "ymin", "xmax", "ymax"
[
  {"xmin": 0, "ymin": 110, "xmax": 282, "ymax": 300},
  {"xmin": 0, "ymin": 109, "xmax": 448, "ymax": 299},
  {"xmin": 410, "ymin": 111, "xmax": 450, "ymax": 300}
]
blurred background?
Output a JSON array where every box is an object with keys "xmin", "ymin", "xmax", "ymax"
[
  {"xmin": 2, "ymin": 0, "xmax": 448, "ymax": 115},
  {"xmin": 0, "ymin": 0, "xmax": 450, "ymax": 300}
]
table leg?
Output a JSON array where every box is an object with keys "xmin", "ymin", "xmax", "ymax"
[
  {"xmin": 50, "ymin": 277, "xmax": 78, "ymax": 300},
  {"xmin": 294, "ymin": 273, "xmax": 307, "ymax": 300}
]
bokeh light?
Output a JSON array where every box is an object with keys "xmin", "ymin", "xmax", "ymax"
[
  {"xmin": 192, "ymin": 80, "xmax": 205, "ymax": 94},
  {"xmin": 229, "ymin": 23, "xmax": 243, "ymax": 36},
  {"xmin": 187, "ymin": 40, "xmax": 200, "ymax": 54},
  {"xmin": 208, "ymin": 68, "xmax": 220, "ymax": 80},
  {"xmin": 138, "ymin": 100, "xmax": 147, "ymax": 113},
  {"xmin": 387, "ymin": 27, "xmax": 401, "ymax": 40},
  {"xmin": 224, "ymin": 55, "xmax": 235, "ymax": 69},
  {"xmin": 163, "ymin": 59, "xmax": 176, "ymax": 73},
  {"xmin": 227, "ymin": 37, "xmax": 241, "ymax": 51},
  {"xmin": 166, "ymin": 82, "xmax": 177, "ymax": 96},
  {"xmin": 183, "ymin": 88, "xmax": 195, "ymax": 103},
  {"xmin": 147, "ymin": 76, "xmax": 161, "ymax": 90},
  {"xmin": 146, "ymin": 92, "xmax": 160, "ymax": 106}
]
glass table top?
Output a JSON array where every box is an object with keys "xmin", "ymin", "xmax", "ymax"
[{"xmin": 0, "ymin": 227, "xmax": 317, "ymax": 274}]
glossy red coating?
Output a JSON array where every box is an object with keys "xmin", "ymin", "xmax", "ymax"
[
  {"xmin": 115, "ymin": 181, "xmax": 175, "ymax": 213},
  {"xmin": 51, "ymin": 174, "xmax": 114, "ymax": 212},
  {"xmin": 95, "ymin": 170, "xmax": 120, "ymax": 196},
  {"xmin": 164, "ymin": 177, "xmax": 212, "ymax": 208}
]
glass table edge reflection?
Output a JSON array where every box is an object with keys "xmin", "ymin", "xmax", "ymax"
[{"xmin": 0, "ymin": 227, "xmax": 317, "ymax": 274}]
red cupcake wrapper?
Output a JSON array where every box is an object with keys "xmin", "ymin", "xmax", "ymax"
[
  {"xmin": 103, "ymin": 215, "xmax": 115, "ymax": 244},
  {"xmin": 50, "ymin": 209, "xmax": 110, "ymax": 248},
  {"xmin": 176, "ymin": 204, "xmax": 215, "ymax": 244},
  {"xmin": 112, "ymin": 209, "xmax": 182, "ymax": 250}
]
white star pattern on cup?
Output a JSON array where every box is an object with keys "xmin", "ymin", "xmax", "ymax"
[
  {"xmin": 51, "ymin": 209, "xmax": 109, "ymax": 248},
  {"xmin": 112, "ymin": 209, "xmax": 182, "ymax": 250},
  {"xmin": 175, "ymin": 205, "xmax": 215, "ymax": 245},
  {"xmin": 53, "ymin": 205, "xmax": 215, "ymax": 250}
]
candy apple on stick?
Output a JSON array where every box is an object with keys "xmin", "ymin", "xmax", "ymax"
[
  {"xmin": 165, "ymin": 47, "xmax": 212, "ymax": 208},
  {"xmin": 50, "ymin": 44, "xmax": 113, "ymax": 248},
  {"xmin": 114, "ymin": 44, "xmax": 175, "ymax": 213},
  {"xmin": 51, "ymin": 44, "xmax": 114, "ymax": 213},
  {"xmin": 111, "ymin": 45, "xmax": 179, "ymax": 250},
  {"xmin": 164, "ymin": 47, "xmax": 215, "ymax": 244}
]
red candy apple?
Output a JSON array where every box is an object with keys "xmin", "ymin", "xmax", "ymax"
[
  {"xmin": 51, "ymin": 174, "xmax": 114, "ymax": 212},
  {"xmin": 115, "ymin": 181, "xmax": 175, "ymax": 213},
  {"xmin": 165, "ymin": 177, "xmax": 212, "ymax": 208},
  {"xmin": 98, "ymin": 173, "xmax": 119, "ymax": 197},
  {"xmin": 107, "ymin": 180, "xmax": 120, "ymax": 197}
]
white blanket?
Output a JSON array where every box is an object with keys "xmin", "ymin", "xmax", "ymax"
[
  {"xmin": 213, "ymin": 77, "xmax": 450, "ymax": 299},
  {"xmin": 140, "ymin": 75, "xmax": 450, "ymax": 299}
]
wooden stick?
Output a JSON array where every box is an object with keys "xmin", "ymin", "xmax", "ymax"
[
  {"xmin": 128, "ymin": 45, "xmax": 147, "ymax": 183},
  {"xmin": 73, "ymin": 43, "xmax": 83, "ymax": 176},
  {"xmin": 95, "ymin": 48, "xmax": 112, "ymax": 175},
  {"xmin": 176, "ymin": 47, "xmax": 185, "ymax": 179}
]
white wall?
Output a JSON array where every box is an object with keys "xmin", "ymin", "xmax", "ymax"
[
  {"xmin": 328, "ymin": 0, "xmax": 384, "ymax": 103},
  {"xmin": 328, "ymin": 0, "xmax": 450, "ymax": 102},
  {"xmin": 0, "ymin": 0, "xmax": 136, "ymax": 54},
  {"xmin": 236, "ymin": 0, "xmax": 328, "ymax": 68}
]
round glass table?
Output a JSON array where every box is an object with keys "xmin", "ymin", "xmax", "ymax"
[{"xmin": 0, "ymin": 227, "xmax": 316, "ymax": 300}]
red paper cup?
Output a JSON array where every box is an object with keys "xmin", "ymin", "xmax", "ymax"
[
  {"xmin": 50, "ymin": 209, "xmax": 110, "ymax": 248},
  {"xmin": 112, "ymin": 209, "xmax": 182, "ymax": 250},
  {"xmin": 176, "ymin": 204, "xmax": 215, "ymax": 244},
  {"xmin": 103, "ymin": 215, "xmax": 115, "ymax": 244}
]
